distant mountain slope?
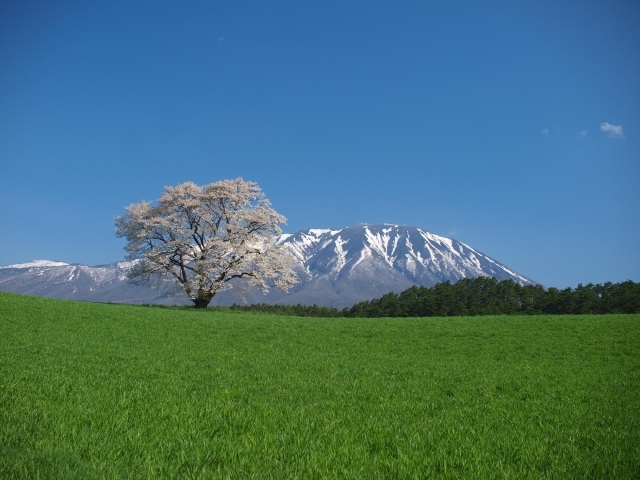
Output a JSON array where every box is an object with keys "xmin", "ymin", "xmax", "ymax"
[
  {"xmin": 0, "ymin": 224, "xmax": 534, "ymax": 307},
  {"xmin": 0, "ymin": 260, "xmax": 182, "ymax": 305}
]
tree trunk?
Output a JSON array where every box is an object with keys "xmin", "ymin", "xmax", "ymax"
[{"xmin": 193, "ymin": 294, "xmax": 213, "ymax": 309}]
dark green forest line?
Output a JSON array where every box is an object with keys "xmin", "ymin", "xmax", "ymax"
[{"xmin": 230, "ymin": 278, "xmax": 640, "ymax": 318}]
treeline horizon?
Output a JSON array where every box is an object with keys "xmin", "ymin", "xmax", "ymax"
[{"xmin": 229, "ymin": 277, "xmax": 640, "ymax": 317}]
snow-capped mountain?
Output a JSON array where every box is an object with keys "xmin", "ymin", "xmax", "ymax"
[
  {"xmin": 283, "ymin": 224, "xmax": 531, "ymax": 284},
  {"xmin": 0, "ymin": 225, "xmax": 534, "ymax": 307},
  {"xmin": 0, "ymin": 259, "xmax": 181, "ymax": 305},
  {"xmin": 242, "ymin": 224, "xmax": 533, "ymax": 306}
]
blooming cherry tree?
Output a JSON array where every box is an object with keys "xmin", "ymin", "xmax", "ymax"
[{"xmin": 115, "ymin": 178, "xmax": 297, "ymax": 308}]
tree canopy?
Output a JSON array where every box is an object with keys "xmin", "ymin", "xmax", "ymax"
[
  {"xmin": 115, "ymin": 178, "xmax": 297, "ymax": 308},
  {"xmin": 228, "ymin": 278, "xmax": 640, "ymax": 317}
]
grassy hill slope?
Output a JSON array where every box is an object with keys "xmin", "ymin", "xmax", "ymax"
[{"xmin": 1, "ymin": 292, "xmax": 639, "ymax": 478}]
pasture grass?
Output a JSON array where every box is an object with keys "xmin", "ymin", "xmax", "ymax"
[{"xmin": 1, "ymin": 292, "xmax": 639, "ymax": 478}]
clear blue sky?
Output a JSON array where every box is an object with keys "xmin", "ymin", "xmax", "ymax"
[{"xmin": 1, "ymin": 0, "xmax": 638, "ymax": 288}]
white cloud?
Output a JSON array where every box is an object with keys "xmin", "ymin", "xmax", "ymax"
[
  {"xmin": 541, "ymin": 128, "xmax": 549, "ymax": 135},
  {"xmin": 578, "ymin": 130, "xmax": 587, "ymax": 138},
  {"xmin": 600, "ymin": 122, "xmax": 625, "ymax": 138}
]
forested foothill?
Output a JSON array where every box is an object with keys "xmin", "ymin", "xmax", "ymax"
[{"xmin": 230, "ymin": 277, "xmax": 640, "ymax": 318}]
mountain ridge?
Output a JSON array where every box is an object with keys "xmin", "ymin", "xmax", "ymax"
[{"xmin": 0, "ymin": 224, "xmax": 534, "ymax": 307}]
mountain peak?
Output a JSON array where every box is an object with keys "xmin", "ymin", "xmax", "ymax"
[{"xmin": 279, "ymin": 224, "xmax": 533, "ymax": 290}]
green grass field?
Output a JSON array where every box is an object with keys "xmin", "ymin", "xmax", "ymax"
[{"xmin": 1, "ymin": 292, "xmax": 639, "ymax": 478}]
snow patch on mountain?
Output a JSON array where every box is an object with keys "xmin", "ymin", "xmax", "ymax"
[
  {"xmin": 364, "ymin": 226, "xmax": 396, "ymax": 267},
  {"xmin": 1, "ymin": 260, "xmax": 70, "ymax": 269},
  {"xmin": 333, "ymin": 235, "xmax": 349, "ymax": 273}
]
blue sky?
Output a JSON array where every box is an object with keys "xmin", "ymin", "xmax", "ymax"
[{"xmin": 1, "ymin": 0, "xmax": 638, "ymax": 288}]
